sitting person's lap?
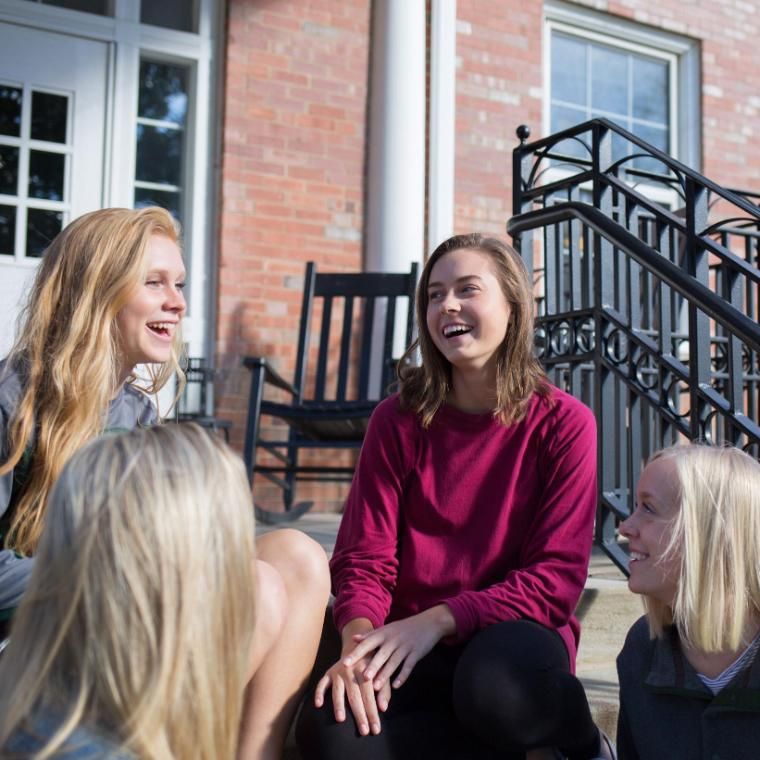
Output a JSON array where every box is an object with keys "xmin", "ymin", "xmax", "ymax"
[{"xmin": 296, "ymin": 618, "xmax": 595, "ymax": 760}]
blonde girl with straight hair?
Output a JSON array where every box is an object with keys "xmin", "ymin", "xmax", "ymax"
[
  {"xmin": 0, "ymin": 207, "xmax": 331, "ymax": 759},
  {"xmin": 617, "ymin": 444, "xmax": 760, "ymax": 759},
  {"xmin": 0, "ymin": 424, "xmax": 256, "ymax": 759},
  {"xmin": 297, "ymin": 233, "xmax": 614, "ymax": 760}
]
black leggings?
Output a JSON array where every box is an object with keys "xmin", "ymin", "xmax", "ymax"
[{"xmin": 295, "ymin": 619, "xmax": 600, "ymax": 760}]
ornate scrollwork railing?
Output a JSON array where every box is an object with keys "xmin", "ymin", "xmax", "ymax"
[{"xmin": 509, "ymin": 119, "xmax": 760, "ymax": 572}]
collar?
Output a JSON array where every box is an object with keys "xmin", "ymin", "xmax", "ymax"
[{"xmin": 645, "ymin": 626, "xmax": 760, "ymax": 712}]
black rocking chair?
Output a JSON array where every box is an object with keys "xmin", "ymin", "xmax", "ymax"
[
  {"xmin": 175, "ymin": 357, "xmax": 232, "ymax": 441},
  {"xmin": 243, "ymin": 261, "xmax": 418, "ymax": 523}
]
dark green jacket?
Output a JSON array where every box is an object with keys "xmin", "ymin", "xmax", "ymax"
[{"xmin": 617, "ymin": 615, "xmax": 760, "ymax": 760}]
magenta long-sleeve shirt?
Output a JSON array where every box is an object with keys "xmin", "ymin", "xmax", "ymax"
[{"xmin": 330, "ymin": 387, "xmax": 597, "ymax": 669}]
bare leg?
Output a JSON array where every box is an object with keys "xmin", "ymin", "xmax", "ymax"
[{"xmin": 238, "ymin": 529, "xmax": 331, "ymax": 760}]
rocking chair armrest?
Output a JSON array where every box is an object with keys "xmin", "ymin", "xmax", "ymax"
[{"xmin": 243, "ymin": 356, "xmax": 297, "ymax": 396}]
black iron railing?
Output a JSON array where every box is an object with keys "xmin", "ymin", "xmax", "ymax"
[{"xmin": 509, "ymin": 119, "xmax": 760, "ymax": 572}]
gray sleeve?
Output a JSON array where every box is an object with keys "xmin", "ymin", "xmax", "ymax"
[
  {"xmin": 0, "ymin": 469, "xmax": 10, "ymax": 518},
  {"xmin": 0, "ymin": 549, "xmax": 33, "ymax": 610},
  {"xmin": 0, "ymin": 397, "xmax": 11, "ymax": 517}
]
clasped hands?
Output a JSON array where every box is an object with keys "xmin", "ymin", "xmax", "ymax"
[{"xmin": 314, "ymin": 604, "xmax": 456, "ymax": 736}]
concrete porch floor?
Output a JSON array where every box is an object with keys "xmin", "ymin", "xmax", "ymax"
[{"xmin": 259, "ymin": 512, "xmax": 641, "ymax": 753}]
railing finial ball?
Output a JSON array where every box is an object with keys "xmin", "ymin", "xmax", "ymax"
[{"xmin": 516, "ymin": 124, "xmax": 531, "ymax": 144}]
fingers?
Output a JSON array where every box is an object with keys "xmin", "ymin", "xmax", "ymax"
[
  {"xmin": 344, "ymin": 631, "xmax": 383, "ymax": 665},
  {"xmin": 391, "ymin": 651, "xmax": 420, "ymax": 689},
  {"xmin": 345, "ymin": 673, "xmax": 381, "ymax": 736},
  {"xmin": 371, "ymin": 648, "xmax": 406, "ymax": 688},
  {"xmin": 362, "ymin": 643, "xmax": 399, "ymax": 682},
  {"xmin": 331, "ymin": 675, "xmax": 349, "ymax": 724},
  {"xmin": 314, "ymin": 673, "xmax": 330, "ymax": 708},
  {"xmin": 376, "ymin": 679, "xmax": 392, "ymax": 713}
]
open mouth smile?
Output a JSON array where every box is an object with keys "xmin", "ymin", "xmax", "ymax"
[
  {"xmin": 442, "ymin": 323, "xmax": 473, "ymax": 338},
  {"xmin": 629, "ymin": 551, "xmax": 649, "ymax": 562},
  {"xmin": 146, "ymin": 321, "xmax": 176, "ymax": 339}
]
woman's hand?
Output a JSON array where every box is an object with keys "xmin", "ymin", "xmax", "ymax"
[
  {"xmin": 314, "ymin": 619, "xmax": 391, "ymax": 736},
  {"xmin": 343, "ymin": 605, "xmax": 456, "ymax": 691}
]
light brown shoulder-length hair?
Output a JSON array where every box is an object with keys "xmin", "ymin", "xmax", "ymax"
[
  {"xmin": 0, "ymin": 206, "xmax": 184, "ymax": 556},
  {"xmin": 643, "ymin": 444, "xmax": 760, "ymax": 653},
  {"xmin": 0, "ymin": 424, "xmax": 256, "ymax": 760},
  {"xmin": 398, "ymin": 233, "xmax": 549, "ymax": 427}
]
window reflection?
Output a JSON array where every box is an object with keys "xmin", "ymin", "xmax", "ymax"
[
  {"xmin": 135, "ymin": 187, "xmax": 181, "ymax": 219},
  {"xmin": 138, "ymin": 61, "xmax": 188, "ymax": 125},
  {"xmin": 0, "ymin": 146, "xmax": 19, "ymax": 195},
  {"xmin": 0, "ymin": 86, "xmax": 22, "ymax": 138},
  {"xmin": 135, "ymin": 125, "xmax": 182, "ymax": 186},
  {"xmin": 141, "ymin": 0, "xmax": 198, "ymax": 33},
  {"xmin": 134, "ymin": 58, "xmax": 189, "ymax": 224},
  {"xmin": 0, "ymin": 205, "xmax": 15, "ymax": 255},
  {"xmin": 31, "ymin": 92, "xmax": 68, "ymax": 143},
  {"xmin": 28, "ymin": 150, "xmax": 65, "ymax": 201},
  {"xmin": 26, "ymin": 208, "xmax": 62, "ymax": 258}
]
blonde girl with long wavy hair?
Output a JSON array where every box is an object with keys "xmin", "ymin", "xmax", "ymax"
[
  {"xmin": 0, "ymin": 206, "xmax": 184, "ymax": 559},
  {"xmin": 297, "ymin": 233, "xmax": 614, "ymax": 760},
  {"xmin": 0, "ymin": 207, "xmax": 331, "ymax": 759},
  {"xmin": 617, "ymin": 444, "xmax": 760, "ymax": 759},
  {"xmin": 0, "ymin": 424, "xmax": 256, "ymax": 759}
]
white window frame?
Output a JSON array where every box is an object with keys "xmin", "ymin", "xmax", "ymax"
[
  {"xmin": 543, "ymin": 0, "xmax": 701, "ymax": 175},
  {"xmin": 0, "ymin": 0, "xmax": 222, "ymax": 359}
]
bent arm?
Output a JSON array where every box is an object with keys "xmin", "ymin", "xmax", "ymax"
[{"xmin": 330, "ymin": 398, "xmax": 412, "ymax": 631}]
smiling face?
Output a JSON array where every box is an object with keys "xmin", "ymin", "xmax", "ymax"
[
  {"xmin": 619, "ymin": 456, "xmax": 682, "ymax": 606},
  {"xmin": 425, "ymin": 248, "xmax": 511, "ymax": 374},
  {"xmin": 115, "ymin": 234, "xmax": 186, "ymax": 374}
]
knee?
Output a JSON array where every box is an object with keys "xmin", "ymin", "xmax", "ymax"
[
  {"xmin": 257, "ymin": 529, "xmax": 331, "ymax": 604},
  {"xmin": 248, "ymin": 559, "xmax": 287, "ymax": 675}
]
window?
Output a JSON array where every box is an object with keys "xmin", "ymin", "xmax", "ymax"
[
  {"xmin": 544, "ymin": 0, "xmax": 700, "ymax": 171},
  {"xmin": 551, "ymin": 33, "xmax": 670, "ymax": 173},
  {"xmin": 0, "ymin": 83, "xmax": 69, "ymax": 258},
  {"xmin": 134, "ymin": 60, "xmax": 190, "ymax": 223}
]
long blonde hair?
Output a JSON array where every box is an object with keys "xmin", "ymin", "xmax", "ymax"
[
  {"xmin": 0, "ymin": 207, "xmax": 184, "ymax": 555},
  {"xmin": 643, "ymin": 444, "xmax": 760, "ymax": 652},
  {"xmin": 0, "ymin": 424, "xmax": 256, "ymax": 760},
  {"xmin": 399, "ymin": 233, "xmax": 550, "ymax": 427}
]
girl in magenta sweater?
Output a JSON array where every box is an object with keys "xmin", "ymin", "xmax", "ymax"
[{"xmin": 296, "ymin": 234, "xmax": 614, "ymax": 760}]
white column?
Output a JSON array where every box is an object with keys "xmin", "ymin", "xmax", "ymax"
[
  {"xmin": 365, "ymin": 0, "xmax": 426, "ymax": 389},
  {"xmin": 365, "ymin": 0, "xmax": 426, "ymax": 275},
  {"xmin": 428, "ymin": 0, "xmax": 457, "ymax": 254}
]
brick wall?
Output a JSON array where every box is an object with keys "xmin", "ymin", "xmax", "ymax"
[
  {"xmin": 452, "ymin": 0, "xmax": 760, "ymax": 236},
  {"xmin": 453, "ymin": 0, "xmax": 544, "ymax": 235},
  {"xmin": 215, "ymin": 0, "xmax": 759, "ymax": 511},
  {"xmin": 216, "ymin": 0, "xmax": 370, "ymax": 511}
]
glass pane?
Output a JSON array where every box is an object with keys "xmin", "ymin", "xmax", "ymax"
[
  {"xmin": 633, "ymin": 123, "xmax": 669, "ymax": 172},
  {"xmin": 633, "ymin": 57, "xmax": 668, "ymax": 124},
  {"xmin": 138, "ymin": 61, "xmax": 189, "ymax": 125},
  {"xmin": 0, "ymin": 86, "xmax": 22, "ymax": 138},
  {"xmin": 135, "ymin": 125, "xmax": 183, "ymax": 185},
  {"xmin": 28, "ymin": 150, "xmax": 65, "ymax": 201},
  {"xmin": 0, "ymin": 146, "xmax": 19, "ymax": 196},
  {"xmin": 134, "ymin": 187, "xmax": 181, "ymax": 220},
  {"xmin": 551, "ymin": 34, "xmax": 587, "ymax": 107},
  {"xmin": 141, "ymin": 0, "xmax": 197, "ymax": 33},
  {"xmin": 550, "ymin": 104, "xmax": 588, "ymax": 160},
  {"xmin": 591, "ymin": 46, "xmax": 628, "ymax": 117},
  {"xmin": 41, "ymin": 0, "xmax": 110, "ymax": 14},
  {"xmin": 26, "ymin": 208, "xmax": 62, "ymax": 258},
  {"xmin": 0, "ymin": 205, "xmax": 15, "ymax": 255},
  {"xmin": 31, "ymin": 92, "xmax": 68, "ymax": 143}
]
